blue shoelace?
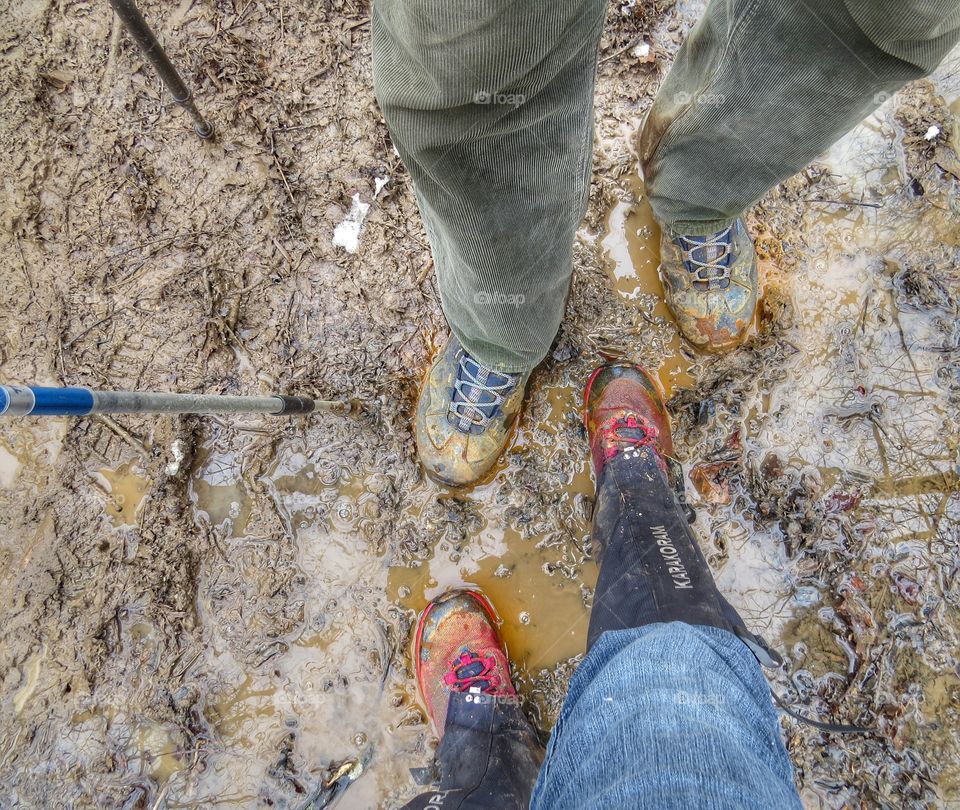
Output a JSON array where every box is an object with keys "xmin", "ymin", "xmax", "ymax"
[
  {"xmin": 673, "ymin": 226, "xmax": 734, "ymax": 287},
  {"xmin": 447, "ymin": 352, "xmax": 520, "ymax": 434}
]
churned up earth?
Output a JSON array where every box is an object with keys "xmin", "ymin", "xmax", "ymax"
[{"xmin": 0, "ymin": 0, "xmax": 958, "ymax": 806}]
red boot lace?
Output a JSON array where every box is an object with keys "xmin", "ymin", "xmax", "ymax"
[
  {"xmin": 443, "ymin": 649, "xmax": 503, "ymax": 694},
  {"xmin": 599, "ymin": 414, "xmax": 663, "ymax": 465}
]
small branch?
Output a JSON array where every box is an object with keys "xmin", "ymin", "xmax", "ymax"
[
  {"xmin": 95, "ymin": 414, "xmax": 150, "ymax": 458},
  {"xmin": 804, "ymin": 197, "xmax": 883, "ymax": 209}
]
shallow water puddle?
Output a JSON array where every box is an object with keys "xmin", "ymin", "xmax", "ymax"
[
  {"xmin": 130, "ymin": 719, "xmax": 187, "ymax": 782},
  {"xmin": 95, "ymin": 461, "xmax": 150, "ymax": 528},
  {"xmin": 386, "ymin": 381, "xmax": 597, "ymax": 669},
  {"xmin": 387, "ymin": 512, "xmax": 596, "ymax": 669},
  {"xmin": 601, "ymin": 191, "xmax": 696, "ymax": 396},
  {"xmin": 190, "ymin": 448, "xmax": 252, "ymax": 535}
]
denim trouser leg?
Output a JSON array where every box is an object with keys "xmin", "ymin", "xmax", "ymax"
[
  {"xmin": 530, "ymin": 624, "xmax": 802, "ymax": 810},
  {"xmin": 639, "ymin": 0, "xmax": 960, "ymax": 234},
  {"xmin": 407, "ymin": 627, "xmax": 799, "ymax": 810}
]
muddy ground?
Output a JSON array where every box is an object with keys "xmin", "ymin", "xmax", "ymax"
[{"xmin": 0, "ymin": 0, "xmax": 958, "ymax": 807}]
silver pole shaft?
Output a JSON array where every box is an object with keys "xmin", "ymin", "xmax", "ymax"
[{"xmin": 91, "ymin": 391, "xmax": 285, "ymax": 414}]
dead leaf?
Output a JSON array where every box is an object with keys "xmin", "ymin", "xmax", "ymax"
[{"xmin": 41, "ymin": 69, "xmax": 73, "ymax": 91}]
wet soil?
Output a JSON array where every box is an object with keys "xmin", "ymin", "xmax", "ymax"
[{"xmin": 0, "ymin": 0, "xmax": 958, "ymax": 807}]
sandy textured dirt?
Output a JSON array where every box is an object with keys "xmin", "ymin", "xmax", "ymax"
[{"xmin": 0, "ymin": 0, "xmax": 958, "ymax": 807}]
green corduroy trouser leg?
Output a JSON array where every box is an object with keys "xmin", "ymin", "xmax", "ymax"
[
  {"xmin": 639, "ymin": 0, "xmax": 960, "ymax": 235},
  {"xmin": 372, "ymin": 0, "xmax": 960, "ymax": 372}
]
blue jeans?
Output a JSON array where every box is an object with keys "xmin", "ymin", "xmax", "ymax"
[{"xmin": 531, "ymin": 623, "xmax": 801, "ymax": 809}]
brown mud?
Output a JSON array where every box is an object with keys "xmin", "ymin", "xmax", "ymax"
[{"xmin": 0, "ymin": 0, "xmax": 958, "ymax": 807}]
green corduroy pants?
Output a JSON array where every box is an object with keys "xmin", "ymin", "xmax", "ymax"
[{"xmin": 372, "ymin": 0, "xmax": 960, "ymax": 373}]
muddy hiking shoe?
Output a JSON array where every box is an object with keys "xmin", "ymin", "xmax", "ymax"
[
  {"xmin": 416, "ymin": 336, "xmax": 529, "ymax": 487},
  {"xmin": 583, "ymin": 362, "xmax": 674, "ymax": 479},
  {"xmin": 584, "ymin": 362, "xmax": 694, "ymax": 522},
  {"xmin": 414, "ymin": 589, "xmax": 516, "ymax": 735},
  {"xmin": 659, "ymin": 218, "xmax": 758, "ymax": 351}
]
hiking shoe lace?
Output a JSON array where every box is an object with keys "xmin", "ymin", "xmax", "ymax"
[
  {"xmin": 442, "ymin": 649, "xmax": 506, "ymax": 694},
  {"xmin": 599, "ymin": 413, "xmax": 662, "ymax": 464},
  {"xmin": 673, "ymin": 226, "xmax": 734, "ymax": 288},
  {"xmin": 448, "ymin": 352, "xmax": 521, "ymax": 434}
]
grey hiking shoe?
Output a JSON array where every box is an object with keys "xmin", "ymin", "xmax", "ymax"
[
  {"xmin": 659, "ymin": 218, "xmax": 758, "ymax": 351},
  {"xmin": 415, "ymin": 336, "xmax": 529, "ymax": 487}
]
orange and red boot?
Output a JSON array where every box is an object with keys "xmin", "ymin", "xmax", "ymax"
[
  {"xmin": 414, "ymin": 589, "xmax": 517, "ymax": 736},
  {"xmin": 583, "ymin": 363, "xmax": 673, "ymax": 480}
]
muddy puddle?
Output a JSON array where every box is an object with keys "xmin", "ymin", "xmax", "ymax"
[{"xmin": 174, "ymin": 384, "xmax": 599, "ymax": 805}]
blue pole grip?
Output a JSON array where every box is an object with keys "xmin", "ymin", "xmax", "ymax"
[
  {"xmin": 26, "ymin": 387, "xmax": 95, "ymax": 416},
  {"xmin": 0, "ymin": 385, "xmax": 97, "ymax": 416}
]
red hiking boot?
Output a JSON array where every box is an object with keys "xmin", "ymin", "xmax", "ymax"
[
  {"xmin": 583, "ymin": 363, "xmax": 674, "ymax": 479},
  {"xmin": 414, "ymin": 589, "xmax": 516, "ymax": 736}
]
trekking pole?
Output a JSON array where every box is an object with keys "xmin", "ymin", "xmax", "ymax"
[
  {"xmin": 108, "ymin": 0, "xmax": 214, "ymax": 139},
  {"xmin": 0, "ymin": 385, "xmax": 350, "ymax": 418}
]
